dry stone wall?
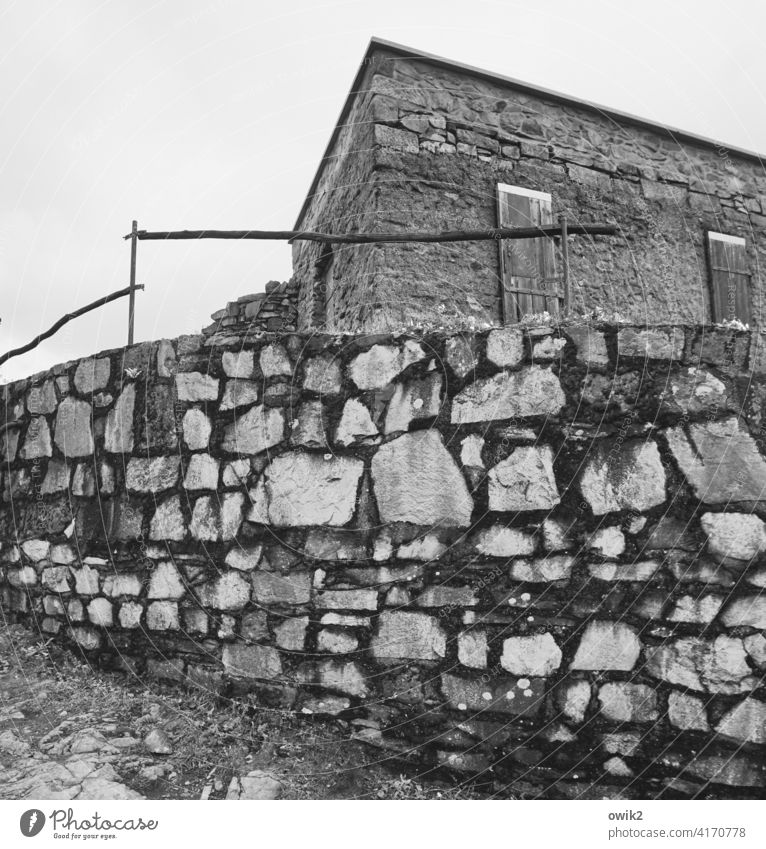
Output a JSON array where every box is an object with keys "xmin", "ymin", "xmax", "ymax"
[{"xmin": 3, "ymin": 322, "xmax": 766, "ymax": 797}]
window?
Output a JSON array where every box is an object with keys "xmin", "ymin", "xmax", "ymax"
[
  {"xmin": 707, "ymin": 231, "xmax": 751, "ymax": 325},
  {"xmin": 496, "ymin": 183, "xmax": 559, "ymax": 322},
  {"xmin": 311, "ymin": 241, "xmax": 334, "ymax": 328}
]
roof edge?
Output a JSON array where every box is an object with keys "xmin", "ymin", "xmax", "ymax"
[{"xmin": 294, "ymin": 36, "xmax": 765, "ymax": 229}]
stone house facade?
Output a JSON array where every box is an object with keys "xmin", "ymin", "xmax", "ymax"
[{"xmin": 290, "ymin": 38, "xmax": 766, "ymax": 333}]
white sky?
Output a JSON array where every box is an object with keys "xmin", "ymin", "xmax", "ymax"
[{"xmin": 2, "ymin": 0, "xmax": 765, "ymax": 381}]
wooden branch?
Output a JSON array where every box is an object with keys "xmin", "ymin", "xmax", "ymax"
[
  {"xmin": 0, "ymin": 284, "xmax": 145, "ymax": 369},
  {"xmin": 126, "ymin": 223, "xmax": 618, "ymax": 244}
]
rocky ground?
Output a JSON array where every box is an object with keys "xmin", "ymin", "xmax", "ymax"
[{"xmin": 0, "ymin": 622, "xmax": 487, "ymax": 800}]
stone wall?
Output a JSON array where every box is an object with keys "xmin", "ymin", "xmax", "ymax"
[
  {"xmin": 202, "ymin": 278, "xmax": 299, "ymax": 338},
  {"xmin": 3, "ymin": 322, "xmax": 766, "ymax": 797},
  {"xmin": 295, "ymin": 46, "xmax": 766, "ymax": 332}
]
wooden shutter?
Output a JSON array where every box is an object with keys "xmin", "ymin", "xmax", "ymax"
[
  {"xmin": 707, "ymin": 231, "xmax": 751, "ymax": 324},
  {"xmin": 496, "ymin": 184, "xmax": 559, "ymax": 323}
]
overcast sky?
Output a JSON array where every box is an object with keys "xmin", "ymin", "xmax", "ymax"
[{"xmin": 2, "ymin": 0, "xmax": 765, "ymax": 381}]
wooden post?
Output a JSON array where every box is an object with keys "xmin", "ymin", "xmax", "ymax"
[
  {"xmin": 128, "ymin": 220, "xmax": 138, "ymax": 346},
  {"xmin": 559, "ymin": 213, "xmax": 570, "ymax": 312}
]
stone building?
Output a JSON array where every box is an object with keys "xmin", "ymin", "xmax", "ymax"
[{"xmin": 289, "ymin": 38, "xmax": 765, "ymax": 333}]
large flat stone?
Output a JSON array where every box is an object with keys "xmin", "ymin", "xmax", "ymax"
[
  {"xmin": 223, "ymin": 644, "xmax": 281, "ymax": 679},
  {"xmin": 126, "ymin": 456, "xmax": 180, "ymax": 492},
  {"xmin": 371, "ymin": 430, "xmax": 473, "ymax": 526},
  {"xmin": 501, "ymin": 633, "xmax": 562, "ymax": 677},
  {"xmin": 371, "ymin": 611, "xmax": 446, "ymax": 660},
  {"xmin": 20, "ymin": 417, "xmax": 52, "ymax": 459},
  {"xmin": 701, "ymin": 512, "xmax": 766, "ymax": 561},
  {"xmin": 347, "ymin": 341, "xmax": 425, "ymax": 389},
  {"xmin": 54, "ymin": 398, "xmax": 94, "ymax": 457},
  {"xmin": 645, "ymin": 636, "xmax": 758, "ymax": 694},
  {"xmin": 570, "ymin": 621, "xmax": 641, "ymax": 671},
  {"xmin": 487, "ymin": 445, "xmax": 560, "ymax": 511},
  {"xmin": 175, "ymin": 372, "xmax": 219, "ymax": 401},
  {"xmin": 715, "ymin": 698, "xmax": 766, "ymax": 744},
  {"xmin": 104, "ymin": 385, "xmax": 135, "ymax": 453},
  {"xmin": 579, "ymin": 439, "xmax": 666, "ymax": 515},
  {"xmin": 451, "ymin": 366, "xmax": 565, "ymax": 424},
  {"xmin": 384, "ymin": 373, "xmax": 443, "ymax": 434},
  {"xmin": 665, "ymin": 417, "xmax": 766, "ymax": 504},
  {"xmin": 221, "ymin": 404, "xmax": 284, "ymax": 454},
  {"xmin": 74, "ymin": 357, "xmax": 110, "ymax": 394},
  {"xmin": 249, "ymin": 452, "xmax": 363, "ymax": 526}
]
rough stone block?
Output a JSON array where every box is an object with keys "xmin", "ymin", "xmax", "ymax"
[
  {"xmin": 715, "ymin": 698, "xmax": 766, "ymax": 744},
  {"xmin": 488, "ymin": 445, "xmax": 560, "ymax": 511},
  {"xmin": 26, "ymin": 379, "xmax": 58, "ymax": 415},
  {"xmin": 486, "ymin": 328, "xmax": 524, "ymax": 367},
  {"xmin": 315, "ymin": 589, "xmax": 378, "ymax": 610},
  {"xmin": 444, "ymin": 335, "xmax": 478, "ymax": 378},
  {"xmin": 597, "ymin": 682, "xmax": 658, "ymax": 722},
  {"xmin": 149, "ymin": 495, "xmax": 186, "ymax": 541},
  {"xmin": 451, "ymin": 366, "xmax": 565, "ymax": 424},
  {"xmin": 617, "ymin": 327, "xmax": 684, "ymax": 360},
  {"xmin": 416, "ymin": 586, "xmax": 476, "ymax": 608},
  {"xmin": 148, "ymin": 561, "xmax": 185, "ymax": 599},
  {"xmin": 289, "ymin": 401, "xmax": 328, "ymax": 448},
  {"xmin": 701, "ymin": 512, "xmax": 766, "ymax": 561},
  {"xmin": 645, "ymin": 636, "xmax": 757, "ymax": 694},
  {"xmin": 665, "ymin": 418, "xmax": 766, "ymax": 505},
  {"xmin": 223, "ymin": 644, "xmax": 282, "ymax": 679},
  {"xmin": 317, "ymin": 628, "xmax": 358, "ymax": 654},
  {"xmin": 508, "ymin": 555, "xmax": 573, "ymax": 582},
  {"xmin": 555, "ymin": 678, "xmax": 591, "ymax": 723},
  {"xmin": 74, "ymin": 357, "xmax": 110, "ymax": 395},
  {"xmin": 126, "ymin": 456, "xmax": 179, "ymax": 493},
  {"xmin": 458, "ymin": 631, "xmax": 488, "ymax": 668},
  {"xmin": 20, "ymin": 417, "xmax": 53, "ymax": 459},
  {"xmin": 374, "ymin": 123, "xmax": 418, "ymax": 153},
  {"xmin": 259, "ymin": 344, "xmax": 292, "ymax": 378},
  {"xmin": 667, "ymin": 690, "xmax": 709, "ymax": 731},
  {"xmin": 384, "ymin": 372, "xmax": 442, "ymax": 434},
  {"xmin": 182, "ymin": 408, "xmax": 212, "ymax": 450},
  {"xmin": 720, "ymin": 596, "xmax": 766, "ymax": 629},
  {"xmin": 222, "ymin": 350, "xmax": 254, "ymax": 378},
  {"xmin": 102, "ymin": 573, "xmax": 141, "ymax": 597},
  {"xmin": 570, "ymin": 621, "xmax": 641, "ymax": 671},
  {"xmin": 303, "ymin": 354, "xmax": 342, "ymax": 395},
  {"xmin": 146, "ymin": 601, "xmax": 179, "ymax": 630},
  {"xmin": 317, "ymin": 659, "xmax": 368, "ymax": 696},
  {"xmin": 250, "ymin": 452, "xmax": 363, "ymax": 526},
  {"xmin": 104, "ymin": 385, "xmax": 135, "ymax": 453},
  {"xmin": 579, "ymin": 439, "xmax": 666, "ymax": 515},
  {"xmin": 198, "ymin": 572, "xmax": 251, "ymax": 611},
  {"xmin": 371, "ymin": 430, "xmax": 472, "ymax": 527},
  {"xmin": 566, "ymin": 325, "xmax": 609, "ymax": 366},
  {"xmin": 118, "ymin": 601, "xmax": 143, "ymax": 629},
  {"xmin": 54, "ymin": 397, "xmax": 94, "ymax": 457},
  {"xmin": 87, "ymin": 598, "xmax": 113, "ymax": 627},
  {"xmin": 221, "ymin": 404, "xmax": 284, "ymax": 454},
  {"xmin": 371, "ymin": 611, "xmax": 446, "ymax": 660},
  {"xmin": 441, "ymin": 673, "xmax": 545, "ymax": 717},
  {"xmin": 251, "ymin": 571, "xmax": 312, "ymax": 605},
  {"xmin": 501, "ymin": 633, "xmax": 562, "ymax": 677},
  {"xmin": 347, "ymin": 341, "xmax": 425, "ymax": 390},
  {"xmin": 220, "ymin": 379, "xmax": 260, "ymax": 411},
  {"xmin": 183, "ymin": 454, "xmax": 220, "ymax": 490},
  {"xmin": 175, "ymin": 372, "xmax": 219, "ymax": 401},
  {"xmin": 274, "ymin": 616, "xmax": 309, "ymax": 651}
]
